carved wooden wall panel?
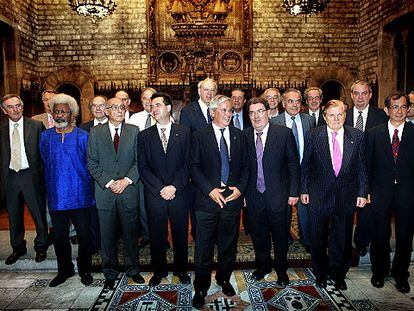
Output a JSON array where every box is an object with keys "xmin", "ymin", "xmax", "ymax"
[{"xmin": 148, "ymin": 0, "xmax": 253, "ymax": 83}]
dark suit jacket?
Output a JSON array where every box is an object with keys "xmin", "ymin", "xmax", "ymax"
[
  {"xmin": 87, "ymin": 123, "xmax": 140, "ymax": 210},
  {"xmin": 270, "ymin": 112, "xmax": 315, "ymax": 138},
  {"xmin": 245, "ymin": 124, "xmax": 300, "ymax": 210},
  {"xmin": 190, "ymin": 125, "xmax": 249, "ymax": 212},
  {"xmin": 80, "ymin": 120, "xmax": 94, "ymax": 133},
  {"xmin": 230, "ymin": 109, "xmax": 252, "ymax": 130},
  {"xmin": 305, "ymin": 108, "xmax": 326, "ymax": 126},
  {"xmin": 366, "ymin": 122, "xmax": 414, "ymax": 210},
  {"xmin": 345, "ymin": 105, "xmax": 388, "ymax": 131},
  {"xmin": 138, "ymin": 124, "xmax": 190, "ymax": 207},
  {"xmin": 180, "ymin": 100, "xmax": 209, "ymax": 132},
  {"xmin": 0, "ymin": 117, "xmax": 45, "ymax": 200},
  {"xmin": 301, "ymin": 125, "xmax": 368, "ymax": 215}
]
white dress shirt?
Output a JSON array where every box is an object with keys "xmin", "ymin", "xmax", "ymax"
[
  {"xmin": 387, "ymin": 121, "xmax": 404, "ymax": 142},
  {"xmin": 93, "ymin": 118, "xmax": 108, "ymax": 126},
  {"xmin": 285, "ymin": 113, "xmax": 304, "ymax": 162},
  {"xmin": 212, "ymin": 123, "xmax": 230, "ymax": 155},
  {"xmin": 309, "ymin": 108, "xmax": 320, "ymax": 125},
  {"xmin": 327, "ymin": 126, "xmax": 344, "ymax": 170},
  {"xmin": 128, "ymin": 110, "xmax": 155, "ymax": 130},
  {"xmin": 232, "ymin": 110, "xmax": 244, "ymax": 130},
  {"xmin": 108, "ymin": 121, "xmax": 122, "ymax": 140},
  {"xmin": 198, "ymin": 99, "xmax": 210, "ymax": 123},
  {"xmin": 8, "ymin": 118, "xmax": 29, "ymax": 170},
  {"xmin": 254, "ymin": 122, "xmax": 270, "ymax": 148},
  {"xmin": 352, "ymin": 106, "xmax": 369, "ymax": 131},
  {"xmin": 156, "ymin": 121, "xmax": 172, "ymax": 144}
]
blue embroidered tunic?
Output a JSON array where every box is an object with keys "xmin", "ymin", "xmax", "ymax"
[{"xmin": 40, "ymin": 127, "xmax": 94, "ymax": 211}]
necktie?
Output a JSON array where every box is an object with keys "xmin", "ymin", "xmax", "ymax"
[
  {"xmin": 234, "ymin": 114, "xmax": 241, "ymax": 129},
  {"xmin": 256, "ymin": 132, "xmax": 266, "ymax": 193},
  {"xmin": 207, "ymin": 108, "xmax": 212, "ymax": 124},
  {"xmin": 291, "ymin": 116, "xmax": 300, "ymax": 153},
  {"xmin": 332, "ymin": 132, "xmax": 342, "ymax": 177},
  {"xmin": 113, "ymin": 128, "xmax": 119, "ymax": 153},
  {"xmin": 145, "ymin": 114, "xmax": 151, "ymax": 129},
  {"xmin": 48, "ymin": 115, "xmax": 54, "ymax": 128},
  {"xmin": 391, "ymin": 128, "xmax": 399, "ymax": 161},
  {"xmin": 160, "ymin": 128, "xmax": 168, "ymax": 153},
  {"xmin": 10, "ymin": 123, "xmax": 22, "ymax": 172},
  {"xmin": 312, "ymin": 112, "xmax": 316, "ymax": 124},
  {"xmin": 220, "ymin": 129, "xmax": 230, "ymax": 185},
  {"xmin": 355, "ymin": 111, "xmax": 363, "ymax": 131}
]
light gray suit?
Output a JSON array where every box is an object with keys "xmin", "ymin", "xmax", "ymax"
[
  {"xmin": 87, "ymin": 122, "xmax": 140, "ymax": 280},
  {"xmin": 270, "ymin": 112, "xmax": 315, "ymax": 249}
]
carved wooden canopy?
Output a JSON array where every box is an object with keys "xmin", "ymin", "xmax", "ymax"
[{"xmin": 147, "ymin": 0, "xmax": 253, "ymax": 83}]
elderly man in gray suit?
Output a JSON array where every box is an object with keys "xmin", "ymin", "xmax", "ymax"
[
  {"xmin": 87, "ymin": 97, "xmax": 144, "ymax": 289},
  {"xmin": 271, "ymin": 88, "xmax": 315, "ymax": 251}
]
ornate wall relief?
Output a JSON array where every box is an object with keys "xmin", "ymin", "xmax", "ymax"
[{"xmin": 147, "ymin": 0, "xmax": 253, "ymax": 83}]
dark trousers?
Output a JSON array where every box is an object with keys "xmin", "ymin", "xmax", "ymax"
[
  {"xmin": 89, "ymin": 205, "xmax": 101, "ymax": 253},
  {"xmin": 249, "ymin": 190, "xmax": 289, "ymax": 274},
  {"xmin": 97, "ymin": 196, "xmax": 140, "ymax": 280},
  {"xmin": 6, "ymin": 169, "xmax": 48, "ymax": 253},
  {"xmin": 50, "ymin": 208, "xmax": 91, "ymax": 276},
  {"xmin": 138, "ymin": 180, "xmax": 149, "ymax": 240},
  {"xmin": 296, "ymin": 201, "xmax": 311, "ymax": 247},
  {"xmin": 353, "ymin": 204, "xmax": 372, "ymax": 249},
  {"xmin": 147, "ymin": 199, "xmax": 189, "ymax": 275},
  {"xmin": 310, "ymin": 206, "xmax": 354, "ymax": 281},
  {"xmin": 370, "ymin": 185, "xmax": 414, "ymax": 280},
  {"xmin": 193, "ymin": 208, "xmax": 240, "ymax": 292}
]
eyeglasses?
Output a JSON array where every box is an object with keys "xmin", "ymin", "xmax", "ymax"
[
  {"xmin": 91, "ymin": 104, "xmax": 106, "ymax": 109},
  {"xmin": 52, "ymin": 109, "xmax": 70, "ymax": 115},
  {"xmin": 266, "ymin": 96, "xmax": 279, "ymax": 101},
  {"xmin": 248, "ymin": 109, "xmax": 267, "ymax": 117},
  {"xmin": 390, "ymin": 105, "xmax": 408, "ymax": 111},
  {"xmin": 106, "ymin": 105, "xmax": 126, "ymax": 111},
  {"xmin": 308, "ymin": 96, "xmax": 320, "ymax": 101},
  {"xmin": 4, "ymin": 104, "xmax": 23, "ymax": 110},
  {"xmin": 215, "ymin": 108, "xmax": 233, "ymax": 115}
]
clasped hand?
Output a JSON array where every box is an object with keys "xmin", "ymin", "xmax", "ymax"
[{"xmin": 209, "ymin": 186, "xmax": 241, "ymax": 209}]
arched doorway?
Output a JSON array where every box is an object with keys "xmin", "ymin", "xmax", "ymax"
[
  {"xmin": 56, "ymin": 82, "xmax": 82, "ymax": 126},
  {"xmin": 320, "ymin": 80, "xmax": 346, "ymax": 107}
]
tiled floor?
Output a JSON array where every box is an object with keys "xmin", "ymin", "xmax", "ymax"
[{"xmin": 0, "ymin": 266, "xmax": 414, "ymax": 310}]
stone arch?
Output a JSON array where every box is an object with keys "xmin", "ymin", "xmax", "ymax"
[
  {"xmin": 44, "ymin": 66, "xmax": 94, "ymax": 123},
  {"xmin": 308, "ymin": 66, "xmax": 356, "ymax": 106}
]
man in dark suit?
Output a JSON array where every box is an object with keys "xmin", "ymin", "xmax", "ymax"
[
  {"xmin": 80, "ymin": 95, "xmax": 108, "ymax": 254},
  {"xmin": 301, "ymin": 99, "xmax": 368, "ymax": 290},
  {"xmin": 271, "ymin": 88, "xmax": 315, "ymax": 251},
  {"xmin": 230, "ymin": 88, "xmax": 251, "ymax": 130},
  {"xmin": 180, "ymin": 77, "xmax": 217, "ymax": 238},
  {"xmin": 87, "ymin": 97, "xmax": 144, "ymax": 289},
  {"xmin": 245, "ymin": 97, "xmax": 300, "ymax": 285},
  {"xmin": 138, "ymin": 92, "xmax": 191, "ymax": 287},
  {"xmin": 367, "ymin": 91, "xmax": 414, "ymax": 294},
  {"xmin": 0, "ymin": 94, "xmax": 48, "ymax": 264},
  {"xmin": 304, "ymin": 87, "xmax": 326, "ymax": 127},
  {"xmin": 345, "ymin": 80, "xmax": 388, "ymax": 256},
  {"xmin": 191, "ymin": 95, "xmax": 249, "ymax": 309}
]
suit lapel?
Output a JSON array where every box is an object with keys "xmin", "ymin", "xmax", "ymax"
[
  {"xmin": 246, "ymin": 128, "xmax": 256, "ymax": 160},
  {"xmin": 316, "ymin": 126, "xmax": 335, "ymax": 175},
  {"xmin": 167, "ymin": 124, "xmax": 179, "ymax": 153},
  {"xmin": 229, "ymin": 127, "xmax": 238, "ymax": 161},
  {"xmin": 104, "ymin": 123, "xmax": 117, "ymax": 158},
  {"xmin": 194, "ymin": 101, "xmax": 208, "ymax": 125},
  {"xmin": 378, "ymin": 124, "xmax": 394, "ymax": 164},
  {"xmin": 23, "ymin": 118, "xmax": 32, "ymax": 149},
  {"xmin": 206, "ymin": 126, "xmax": 220, "ymax": 157},
  {"xmin": 2, "ymin": 122, "xmax": 11, "ymax": 162},
  {"xmin": 340, "ymin": 127, "xmax": 355, "ymax": 175},
  {"xmin": 395, "ymin": 122, "xmax": 412, "ymax": 165}
]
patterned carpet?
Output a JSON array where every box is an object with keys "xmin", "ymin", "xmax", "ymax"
[{"xmin": 91, "ymin": 269, "xmax": 356, "ymax": 310}]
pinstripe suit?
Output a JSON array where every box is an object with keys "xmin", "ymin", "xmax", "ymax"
[{"xmin": 301, "ymin": 125, "xmax": 368, "ymax": 281}]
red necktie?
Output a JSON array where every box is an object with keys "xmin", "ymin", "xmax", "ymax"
[
  {"xmin": 114, "ymin": 128, "xmax": 119, "ymax": 153},
  {"xmin": 391, "ymin": 128, "xmax": 399, "ymax": 161}
]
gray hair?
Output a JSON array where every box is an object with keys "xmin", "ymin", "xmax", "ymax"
[
  {"xmin": 209, "ymin": 94, "xmax": 232, "ymax": 110},
  {"xmin": 282, "ymin": 88, "xmax": 302, "ymax": 103},
  {"xmin": 198, "ymin": 77, "xmax": 217, "ymax": 91},
  {"xmin": 350, "ymin": 80, "xmax": 372, "ymax": 94},
  {"xmin": 0, "ymin": 94, "xmax": 23, "ymax": 107},
  {"xmin": 304, "ymin": 87, "xmax": 323, "ymax": 100},
  {"xmin": 49, "ymin": 93, "xmax": 79, "ymax": 117}
]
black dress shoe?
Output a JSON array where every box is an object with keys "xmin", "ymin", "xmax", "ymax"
[
  {"xmin": 251, "ymin": 269, "xmax": 271, "ymax": 281},
  {"xmin": 49, "ymin": 271, "xmax": 75, "ymax": 287},
  {"xmin": 276, "ymin": 272, "xmax": 290, "ymax": 287},
  {"xmin": 192, "ymin": 291, "xmax": 206, "ymax": 309},
  {"xmin": 334, "ymin": 279, "xmax": 347, "ymax": 290},
  {"xmin": 35, "ymin": 251, "xmax": 47, "ymax": 263},
  {"xmin": 371, "ymin": 276, "xmax": 384, "ymax": 288},
  {"xmin": 316, "ymin": 278, "xmax": 327, "ymax": 288},
  {"xmin": 149, "ymin": 273, "xmax": 167, "ymax": 287},
  {"xmin": 5, "ymin": 250, "xmax": 27, "ymax": 265},
  {"xmin": 131, "ymin": 273, "xmax": 145, "ymax": 284},
  {"xmin": 80, "ymin": 272, "xmax": 93, "ymax": 286},
  {"xmin": 174, "ymin": 272, "xmax": 191, "ymax": 284},
  {"xmin": 217, "ymin": 280, "xmax": 236, "ymax": 296},
  {"xmin": 395, "ymin": 278, "xmax": 410, "ymax": 293},
  {"xmin": 104, "ymin": 279, "xmax": 116, "ymax": 289}
]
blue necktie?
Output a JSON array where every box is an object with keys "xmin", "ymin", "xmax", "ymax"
[
  {"xmin": 291, "ymin": 116, "xmax": 300, "ymax": 154},
  {"xmin": 220, "ymin": 128, "xmax": 230, "ymax": 185},
  {"xmin": 207, "ymin": 108, "xmax": 212, "ymax": 124}
]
